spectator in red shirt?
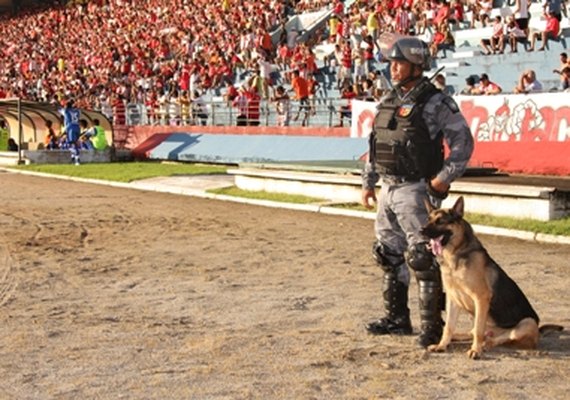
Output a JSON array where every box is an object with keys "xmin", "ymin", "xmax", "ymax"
[
  {"xmin": 336, "ymin": 81, "xmax": 356, "ymax": 127},
  {"xmin": 472, "ymin": 73, "xmax": 503, "ymax": 95},
  {"xmin": 232, "ymin": 85, "xmax": 249, "ymax": 126},
  {"xmin": 448, "ymin": 0, "xmax": 464, "ymax": 27},
  {"xmin": 244, "ymin": 86, "xmax": 261, "ymax": 126},
  {"xmin": 223, "ymin": 81, "xmax": 239, "ymax": 104},
  {"xmin": 306, "ymin": 72, "xmax": 320, "ymax": 116},
  {"xmin": 112, "ymin": 94, "xmax": 126, "ymax": 126},
  {"xmin": 395, "ymin": 6, "xmax": 412, "ymax": 35},
  {"xmin": 430, "ymin": 22, "xmax": 454, "ymax": 58},
  {"xmin": 433, "ymin": 0, "xmax": 450, "ymax": 27},
  {"xmin": 276, "ymin": 43, "xmax": 290, "ymax": 74},
  {"xmin": 339, "ymin": 40, "xmax": 352, "ymax": 89},
  {"xmin": 291, "ymin": 69, "xmax": 310, "ymax": 126},
  {"xmin": 333, "ymin": 0, "xmax": 344, "ymax": 17},
  {"xmin": 528, "ymin": 10, "xmax": 561, "ymax": 51},
  {"xmin": 256, "ymin": 27, "xmax": 273, "ymax": 58}
]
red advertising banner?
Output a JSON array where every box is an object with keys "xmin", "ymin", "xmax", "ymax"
[{"xmin": 351, "ymin": 93, "xmax": 570, "ymax": 175}]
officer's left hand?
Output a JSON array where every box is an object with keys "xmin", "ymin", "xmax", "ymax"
[{"xmin": 429, "ymin": 177, "xmax": 449, "ymax": 196}]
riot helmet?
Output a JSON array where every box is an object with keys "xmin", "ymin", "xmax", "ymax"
[{"xmin": 387, "ymin": 37, "xmax": 431, "ymax": 71}]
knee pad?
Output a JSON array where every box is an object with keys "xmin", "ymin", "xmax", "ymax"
[
  {"xmin": 372, "ymin": 241, "xmax": 405, "ymax": 273},
  {"xmin": 405, "ymin": 242, "xmax": 433, "ymax": 272}
]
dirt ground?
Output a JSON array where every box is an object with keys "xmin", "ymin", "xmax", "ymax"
[{"xmin": 0, "ymin": 171, "xmax": 569, "ymax": 400}]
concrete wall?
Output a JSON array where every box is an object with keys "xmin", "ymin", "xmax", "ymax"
[
  {"xmin": 24, "ymin": 149, "xmax": 113, "ymax": 164},
  {"xmin": 137, "ymin": 132, "xmax": 367, "ymax": 165},
  {"xmin": 127, "ymin": 126, "xmax": 350, "ymax": 159},
  {"xmin": 125, "ymin": 122, "xmax": 570, "ymax": 175}
]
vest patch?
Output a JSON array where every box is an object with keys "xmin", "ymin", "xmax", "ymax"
[{"xmin": 398, "ymin": 104, "xmax": 414, "ymax": 118}]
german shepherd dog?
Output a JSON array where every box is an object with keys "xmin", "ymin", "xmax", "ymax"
[{"xmin": 421, "ymin": 196, "xmax": 563, "ymax": 359}]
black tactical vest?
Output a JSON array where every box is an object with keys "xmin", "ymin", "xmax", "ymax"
[{"xmin": 373, "ymin": 81, "xmax": 444, "ymax": 180}]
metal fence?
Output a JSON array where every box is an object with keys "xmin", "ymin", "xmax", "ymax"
[{"xmin": 122, "ymin": 97, "xmax": 355, "ymax": 128}]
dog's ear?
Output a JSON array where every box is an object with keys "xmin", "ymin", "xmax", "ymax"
[
  {"xmin": 424, "ymin": 197, "xmax": 435, "ymax": 213},
  {"xmin": 452, "ymin": 196, "xmax": 464, "ymax": 218}
]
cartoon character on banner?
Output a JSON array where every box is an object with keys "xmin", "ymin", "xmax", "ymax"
[{"xmin": 478, "ymin": 99, "xmax": 544, "ymax": 142}]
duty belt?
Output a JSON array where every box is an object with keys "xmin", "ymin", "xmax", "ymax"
[{"xmin": 382, "ymin": 176, "xmax": 425, "ymax": 185}]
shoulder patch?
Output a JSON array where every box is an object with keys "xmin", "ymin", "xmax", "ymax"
[{"xmin": 442, "ymin": 97, "xmax": 460, "ymax": 113}]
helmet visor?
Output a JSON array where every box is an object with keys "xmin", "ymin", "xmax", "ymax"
[{"xmin": 378, "ymin": 32, "xmax": 406, "ymax": 60}]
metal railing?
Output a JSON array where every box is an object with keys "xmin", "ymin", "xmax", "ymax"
[{"xmin": 122, "ymin": 97, "xmax": 356, "ymax": 128}]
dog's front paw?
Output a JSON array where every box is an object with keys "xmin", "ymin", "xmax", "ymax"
[
  {"xmin": 467, "ymin": 348, "xmax": 482, "ymax": 359},
  {"xmin": 427, "ymin": 343, "xmax": 447, "ymax": 353}
]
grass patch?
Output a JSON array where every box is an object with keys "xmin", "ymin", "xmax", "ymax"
[
  {"xmin": 208, "ymin": 186, "xmax": 325, "ymax": 204},
  {"xmin": 10, "ymin": 162, "xmax": 228, "ymax": 183},
  {"xmin": 464, "ymin": 213, "xmax": 570, "ymax": 237},
  {"xmin": 208, "ymin": 191, "xmax": 570, "ymax": 236},
  {"xmin": 331, "ymin": 203, "xmax": 570, "ymax": 236}
]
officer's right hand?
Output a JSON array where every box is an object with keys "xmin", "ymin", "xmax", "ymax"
[{"xmin": 361, "ymin": 189, "xmax": 377, "ymax": 210}]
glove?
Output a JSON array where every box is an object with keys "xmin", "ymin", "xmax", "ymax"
[{"xmin": 427, "ymin": 181, "xmax": 448, "ymax": 200}]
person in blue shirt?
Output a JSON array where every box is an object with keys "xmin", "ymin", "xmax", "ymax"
[{"xmin": 60, "ymin": 100, "xmax": 81, "ymax": 165}]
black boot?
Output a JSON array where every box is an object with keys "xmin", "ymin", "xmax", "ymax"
[
  {"xmin": 366, "ymin": 273, "xmax": 413, "ymax": 335},
  {"xmin": 416, "ymin": 279, "xmax": 443, "ymax": 348}
]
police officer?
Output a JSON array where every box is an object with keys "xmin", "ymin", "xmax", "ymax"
[{"xmin": 361, "ymin": 37, "xmax": 474, "ymax": 348}]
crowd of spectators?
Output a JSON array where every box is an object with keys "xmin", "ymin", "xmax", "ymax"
[
  {"xmin": 459, "ymin": 51, "xmax": 570, "ymax": 96},
  {"xmin": 0, "ymin": 0, "xmax": 290, "ymax": 119},
  {"xmin": 477, "ymin": 0, "xmax": 567, "ymax": 54},
  {"xmin": 0, "ymin": 0, "xmax": 568, "ymax": 128}
]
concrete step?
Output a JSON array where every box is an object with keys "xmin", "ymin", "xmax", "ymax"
[
  {"xmin": 436, "ymin": 60, "xmax": 470, "ymax": 69},
  {"xmin": 22, "ymin": 149, "xmax": 113, "ymax": 164},
  {"xmin": 452, "ymin": 48, "xmax": 483, "ymax": 59},
  {"xmin": 0, "ymin": 151, "xmax": 24, "ymax": 165},
  {"xmin": 228, "ymin": 167, "xmax": 568, "ymax": 221}
]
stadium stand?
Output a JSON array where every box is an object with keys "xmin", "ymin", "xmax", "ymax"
[
  {"xmin": 0, "ymin": 0, "xmax": 568, "ymax": 127},
  {"xmin": 435, "ymin": 2, "xmax": 570, "ymax": 93}
]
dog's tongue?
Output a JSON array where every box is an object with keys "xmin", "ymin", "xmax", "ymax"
[{"xmin": 429, "ymin": 236, "xmax": 444, "ymax": 256}]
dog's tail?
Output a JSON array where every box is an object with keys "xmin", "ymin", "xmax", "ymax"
[{"xmin": 539, "ymin": 324, "xmax": 564, "ymax": 336}]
